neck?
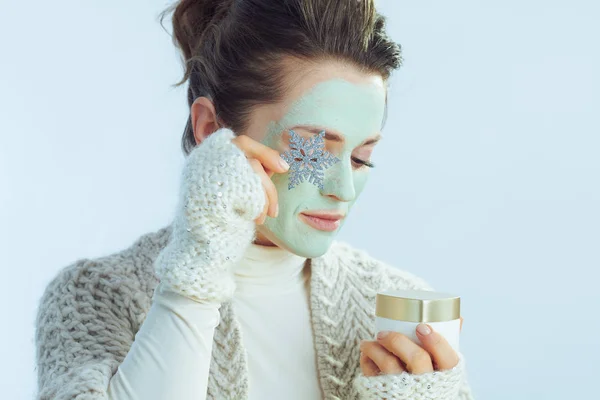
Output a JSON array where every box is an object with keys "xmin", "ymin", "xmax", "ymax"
[
  {"xmin": 253, "ymin": 230, "xmax": 276, "ymax": 247},
  {"xmin": 233, "ymin": 241, "xmax": 308, "ymax": 296}
]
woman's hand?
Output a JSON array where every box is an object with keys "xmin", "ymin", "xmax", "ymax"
[
  {"xmin": 154, "ymin": 128, "xmax": 289, "ymax": 303},
  {"xmin": 231, "ymin": 134, "xmax": 290, "ymax": 225},
  {"xmin": 359, "ymin": 318, "xmax": 463, "ymax": 377}
]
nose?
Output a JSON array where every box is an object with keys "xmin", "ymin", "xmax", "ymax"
[{"xmin": 319, "ymin": 158, "xmax": 355, "ymax": 202}]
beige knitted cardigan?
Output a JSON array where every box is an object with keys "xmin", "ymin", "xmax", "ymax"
[{"xmin": 35, "ymin": 224, "xmax": 474, "ymax": 399}]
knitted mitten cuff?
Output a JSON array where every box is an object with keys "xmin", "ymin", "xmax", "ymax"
[
  {"xmin": 154, "ymin": 128, "xmax": 265, "ymax": 303},
  {"xmin": 352, "ymin": 354, "xmax": 466, "ymax": 400}
]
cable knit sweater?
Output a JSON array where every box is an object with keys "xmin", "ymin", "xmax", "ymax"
[
  {"xmin": 34, "ymin": 128, "xmax": 474, "ymax": 399},
  {"xmin": 35, "ymin": 226, "xmax": 474, "ymax": 399}
]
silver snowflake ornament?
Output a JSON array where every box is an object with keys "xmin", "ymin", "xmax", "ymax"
[{"xmin": 280, "ymin": 129, "xmax": 340, "ymax": 190}]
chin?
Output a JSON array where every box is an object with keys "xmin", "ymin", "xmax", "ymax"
[
  {"xmin": 288, "ymin": 241, "xmax": 332, "ymax": 259},
  {"xmin": 256, "ymin": 224, "xmax": 334, "ymax": 259}
]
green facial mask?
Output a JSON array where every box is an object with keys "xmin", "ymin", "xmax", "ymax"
[{"xmin": 258, "ymin": 78, "xmax": 386, "ymax": 258}]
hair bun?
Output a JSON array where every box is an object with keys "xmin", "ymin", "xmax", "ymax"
[{"xmin": 160, "ymin": 0, "xmax": 233, "ymax": 65}]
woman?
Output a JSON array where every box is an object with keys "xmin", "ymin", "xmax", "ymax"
[{"xmin": 35, "ymin": 1, "xmax": 474, "ymax": 399}]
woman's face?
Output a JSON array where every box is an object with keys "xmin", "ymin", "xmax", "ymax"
[{"xmin": 244, "ymin": 60, "xmax": 387, "ymax": 258}]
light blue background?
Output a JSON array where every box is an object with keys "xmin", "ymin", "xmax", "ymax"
[{"xmin": 1, "ymin": 1, "xmax": 598, "ymax": 399}]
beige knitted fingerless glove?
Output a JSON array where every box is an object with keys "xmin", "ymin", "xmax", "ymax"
[
  {"xmin": 352, "ymin": 354, "xmax": 468, "ymax": 400},
  {"xmin": 154, "ymin": 127, "xmax": 265, "ymax": 303}
]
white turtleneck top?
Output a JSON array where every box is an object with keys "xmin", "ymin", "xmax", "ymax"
[{"xmin": 106, "ymin": 243, "xmax": 322, "ymax": 400}]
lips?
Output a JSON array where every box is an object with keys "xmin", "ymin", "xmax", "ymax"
[{"xmin": 299, "ymin": 211, "xmax": 345, "ymax": 232}]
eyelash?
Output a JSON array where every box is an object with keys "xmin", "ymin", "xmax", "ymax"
[{"xmin": 351, "ymin": 156, "xmax": 376, "ymax": 169}]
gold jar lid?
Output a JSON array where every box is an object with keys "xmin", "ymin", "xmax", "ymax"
[{"xmin": 376, "ymin": 290, "xmax": 460, "ymax": 323}]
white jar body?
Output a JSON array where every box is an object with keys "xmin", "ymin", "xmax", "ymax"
[{"xmin": 375, "ymin": 316, "xmax": 461, "ymax": 353}]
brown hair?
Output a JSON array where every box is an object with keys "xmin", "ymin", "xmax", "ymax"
[{"xmin": 159, "ymin": 0, "xmax": 402, "ymax": 156}]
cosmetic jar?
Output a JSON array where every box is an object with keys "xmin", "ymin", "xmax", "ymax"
[{"xmin": 375, "ymin": 290, "xmax": 461, "ymax": 352}]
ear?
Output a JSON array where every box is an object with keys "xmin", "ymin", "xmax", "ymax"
[{"xmin": 191, "ymin": 97, "xmax": 221, "ymax": 145}]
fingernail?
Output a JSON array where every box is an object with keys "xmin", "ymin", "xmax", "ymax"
[
  {"xmin": 279, "ymin": 158, "xmax": 290, "ymax": 171},
  {"xmin": 377, "ymin": 331, "xmax": 390, "ymax": 340},
  {"xmin": 274, "ymin": 204, "xmax": 279, "ymax": 217},
  {"xmin": 417, "ymin": 324, "xmax": 431, "ymax": 336}
]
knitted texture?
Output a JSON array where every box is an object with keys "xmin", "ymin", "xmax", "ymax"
[
  {"xmin": 154, "ymin": 127, "xmax": 265, "ymax": 303},
  {"xmin": 352, "ymin": 355, "xmax": 466, "ymax": 399},
  {"xmin": 35, "ymin": 228, "xmax": 474, "ymax": 400}
]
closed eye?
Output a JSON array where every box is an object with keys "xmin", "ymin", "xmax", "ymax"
[{"xmin": 351, "ymin": 156, "xmax": 375, "ymax": 169}]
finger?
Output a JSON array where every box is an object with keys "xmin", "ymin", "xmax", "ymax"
[
  {"xmin": 360, "ymin": 351, "xmax": 380, "ymax": 377},
  {"xmin": 360, "ymin": 340, "xmax": 405, "ymax": 374},
  {"xmin": 253, "ymin": 198, "xmax": 268, "ymax": 225},
  {"xmin": 377, "ymin": 331, "xmax": 433, "ymax": 374},
  {"xmin": 262, "ymin": 171, "xmax": 278, "ymax": 218},
  {"xmin": 259, "ymin": 198, "xmax": 268, "ymax": 224},
  {"xmin": 415, "ymin": 324, "xmax": 459, "ymax": 370},
  {"xmin": 263, "ymin": 165, "xmax": 275, "ymax": 178},
  {"xmin": 233, "ymin": 135, "xmax": 290, "ymax": 173},
  {"xmin": 248, "ymin": 160, "xmax": 270, "ymax": 223},
  {"xmin": 460, "ymin": 317, "xmax": 464, "ymax": 332}
]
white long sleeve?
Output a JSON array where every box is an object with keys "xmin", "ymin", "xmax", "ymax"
[
  {"xmin": 107, "ymin": 126, "xmax": 266, "ymax": 400},
  {"xmin": 106, "ymin": 285, "xmax": 220, "ymax": 400},
  {"xmin": 106, "ymin": 243, "xmax": 321, "ymax": 400}
]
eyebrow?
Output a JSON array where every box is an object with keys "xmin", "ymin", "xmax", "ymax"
[{"xmin": 289, "ymin": 125, "xmax": 382, "ymax": 146}]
